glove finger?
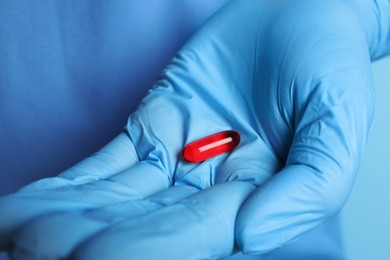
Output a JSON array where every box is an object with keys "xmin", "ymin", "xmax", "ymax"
[
  {"xmin": 0, "ymin": 159, "xmax": 170, "ymax": 251},
  {"xmin": 9, "ymin": 212, "xmax": 107, "ymax": 260},
  {"xmin": 71, "ymin": 181, "xmax": 255, "ymax": 260},
  {"xmin": 83, "ymin": 185, "xmax": 199, "ymax": 223},
  {"xmin": 8, "ymin": 185, "xmax": 199, "ymax": 259},
  {"xmin": 0, "ymin": 196, "xmax": 95, "ymax": 250},
  {"xmin": 19, "ymin": 132, "xmax": 139, "ymax": 193}
]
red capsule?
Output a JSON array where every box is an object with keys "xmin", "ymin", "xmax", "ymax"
[{"xmin": 182, "ymin": 130, "xmax": 240, "ymax": 163}]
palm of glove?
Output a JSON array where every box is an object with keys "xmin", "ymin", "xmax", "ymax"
[{"xmin": 0, "ymin": 0, "xmax": 377, "ymax": 259}]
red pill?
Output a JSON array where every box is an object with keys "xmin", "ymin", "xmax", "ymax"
[{"xmin": 182, "ymin": 130, "xmax": 240, "ymax": 163}]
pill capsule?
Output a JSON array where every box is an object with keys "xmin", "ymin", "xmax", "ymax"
[{"xmin": 182, "ymin": 130, "xmax": 240, "ymax": 163}]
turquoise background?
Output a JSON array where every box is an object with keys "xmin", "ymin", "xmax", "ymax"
[{"xmin": 342, "ymin": 57, "xmax": 390, "ymax": 260}]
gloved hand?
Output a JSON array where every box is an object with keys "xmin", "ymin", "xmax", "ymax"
[{"xmin": 0, "ymin": 0, "xmax": 388, "ymax": 259}]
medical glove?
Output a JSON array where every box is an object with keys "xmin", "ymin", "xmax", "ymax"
[{"xmin": 0, "ymin": 0, "xmax": 389, "ymax": 259}]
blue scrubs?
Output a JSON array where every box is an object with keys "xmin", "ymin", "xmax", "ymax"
[{"xmin": 0, "ymin": 1, "xmax": 345, "ymax": 259}]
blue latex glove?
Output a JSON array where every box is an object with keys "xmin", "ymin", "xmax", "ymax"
[{"xmin": 0, "ymin": 0, "xmax": 389, "ymax": 259}]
